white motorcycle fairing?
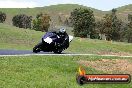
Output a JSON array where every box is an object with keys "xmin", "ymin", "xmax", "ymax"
[
  {"xmin": 69, "ymin": 35, "xmax": 73, "ymax": 42},
  {"xmin": 43, "ymin": 37, "xmax": 53, "ymax": 44}
]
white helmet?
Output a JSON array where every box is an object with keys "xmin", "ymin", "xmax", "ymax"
[{"xmin": 59, "ymin": 28, "xmax": 66, "ymax": 33}]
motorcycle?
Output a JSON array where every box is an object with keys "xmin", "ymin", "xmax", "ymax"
[{"xmin": 33, "ymin": 32, "xmax": 73, "ymax": 54}]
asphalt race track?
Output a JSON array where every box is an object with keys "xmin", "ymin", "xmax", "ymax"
[
  {"xmin": 0, "ymin": 49, "xmax": 81, "ymax": 56},
  {"xmin": 0, "ymin": 49, "xmax": 55, "ymax": 55},
  {"xmin": 0, "ymin": 49, "xmax": 132, "ymax": 57},
  {"xmin": 0, "ymin": 49, "xmax": 96, "ymax": 57}
]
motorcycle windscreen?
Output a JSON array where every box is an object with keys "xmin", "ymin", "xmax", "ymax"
[
  {"xmin": 42, "ymin": 32, "xmax": 59, "ymax": 43},
  {"xmin": 69, "ymin": 35, "xmax": 73, "ymax": 42},
  {"xmin": 42, "ymin": 32, "xmax": 54, "ymax": 39}
]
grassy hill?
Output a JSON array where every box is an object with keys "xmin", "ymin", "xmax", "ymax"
[
  {"xmin": 0, "ymin": 4, "xmax": 106, "ymax": 25},
  {"xmin": 0, "ymin": 4, "xmax": 132, "ymax": 25},
  {"xmin": 0, "ymin": 23, "xmax": 43, "ymax": 50},
  {"xmin": 116, "ymin": 4, "xmax": 132, "ymax": 21}
]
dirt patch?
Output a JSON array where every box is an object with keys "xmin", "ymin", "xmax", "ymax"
[
  {"xmin": 97, "ymin": 51, "xmax": 132, "ymax": 56},
  {"xmin": 78, "ymin": 59, "xmax": 132, "ymax": 74}
]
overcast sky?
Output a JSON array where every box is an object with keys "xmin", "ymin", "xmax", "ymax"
[{"xmin": 0, "ymin": 0, "xmax": 131, "ymax": 11}]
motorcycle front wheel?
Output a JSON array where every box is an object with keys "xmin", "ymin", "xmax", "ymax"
[{"xmin": 33, "ymin": 42, "xmax": 43, "ymax": 53}]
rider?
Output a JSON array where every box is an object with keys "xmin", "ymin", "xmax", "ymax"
[{"xmin": 57, "ymin": 28, "xmax": 69, "ymax": 48}]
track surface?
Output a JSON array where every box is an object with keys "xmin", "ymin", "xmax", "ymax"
[
  {"xmin": 0, "ymin": 49, "xmax": 132, "ymax": 57},
  {"xmin": 0, "ymin": 49, "xmax": 57, "ymax": 55}
]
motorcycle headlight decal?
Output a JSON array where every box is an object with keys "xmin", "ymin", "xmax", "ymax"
[{"xmin": 44, "ymin": 37, "xmax": 53, "ymax": 44}]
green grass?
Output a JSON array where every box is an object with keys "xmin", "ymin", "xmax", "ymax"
[
  {"xmin": 0, "ymin": 56, "xmax": 132, "ymax": 88},
  {"xmin": 67, "ymin": 38, "xmax": 132, "ymax": 54},
  {"xmin": 0, "ymin": 23, "xmax": 132, "ymax": 54},
  {"xmin": 0, "ymin": 23, "xmax": 43, "ymax": 50}
]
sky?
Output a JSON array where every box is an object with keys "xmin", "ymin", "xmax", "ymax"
[{"xmin": 0, "ymin": 0, "xmax": 131, "ymax": 11}]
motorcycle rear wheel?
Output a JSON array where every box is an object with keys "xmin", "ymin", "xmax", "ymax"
[{"xmin": 53, "ymin": 49, "xmax": 62, "ymax": 54}]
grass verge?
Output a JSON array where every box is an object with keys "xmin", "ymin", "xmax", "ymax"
[{"xmin": 0, "ymin": 56, "xmax": 131, "ymax": 88}]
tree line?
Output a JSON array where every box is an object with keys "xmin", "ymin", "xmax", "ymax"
[
  {"xmin": 69, "ymin": 8, "xmax": 132, "ymax": 43},
  {"xmin": 0, "ymin": 12, "xmax": 69, "ymax": 32},
  {"xmin": 0, "ymin": 8, "xmax": 132, "ymax": 43}
]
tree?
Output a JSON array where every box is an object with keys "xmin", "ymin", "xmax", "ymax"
[
  {"xmin": 0, "ymin": 11, "xmax": 6, "ymax": 23},
  {"xmin": 95, "ymin": 20, "xmax": 105, "ymax": 39},
  {"xmin": 96, "ymin": 9, "xmax": 123, "ymax": 41},
  {"xmin": 110, "ymin": 9, "xmax": 122, "ymax": 41},
  {"xmin": 70, "ymin": 8, "xmax": 95, "ymax": 38},
  {"xmin": 32, "ymin": 18, "xmax": 41, "ymax": 31},
  {"xmin": 32, "ymin": 13, "xmax": 51, "ymax": 32},
  {"xmin": 12, "ymin": 14, "xmax": 32, "ymax": 29},
  {"xmin": 124, "ymin": 14, "xmax": 132, "ymax": 43}
]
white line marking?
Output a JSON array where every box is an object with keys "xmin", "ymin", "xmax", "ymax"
[{"xmin": 0, "ymin": 54, "xmax": 132, "ymax": 58}]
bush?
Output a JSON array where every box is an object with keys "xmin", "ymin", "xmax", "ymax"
[
  {"xmin": 12, "ymin": 14, "xmax": 32, "ymax": 29},
  {"xmin": 32, "ymin": 13, "xmax": 51, "ymax": 32},
  {"xmin": 0, "ymin": 11, "xmax": 6, "ymax": 23}
]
